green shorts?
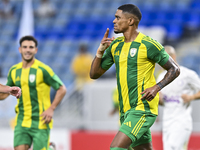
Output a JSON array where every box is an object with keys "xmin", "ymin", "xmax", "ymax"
[
  {"xmin": 14, "ymin": 125, "xmax": 50, "ymax": 150},
  {"xmin": 119, "ymin": 110, "xmax": 157, "ymax": 147}
]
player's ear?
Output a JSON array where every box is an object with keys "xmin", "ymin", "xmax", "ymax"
[
  {"xmin": 18, "ymin": 47, "xmax": 22, "ymax": 53},
  {"xmin": 129, "ymin": 17, "xmax": 134, "ymax": 26},
  {"xmin": 35, "ymin": 48, "xmax": 38, "ymax": 54}
]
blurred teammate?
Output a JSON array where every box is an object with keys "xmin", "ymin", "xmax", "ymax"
[
  {"xmin": 109, "ymin": 87, "xmax": 119, "ymax": 116},
  {"xmin": 90, "ymin": 4, "xmax": 180, "ymax": 150},
  {"xmin": 157, "ymin": 45, "xmax": 200, "ymax": 150},
  {"xmin": 0, "ymin": 36, "xmax": 66, "ymax": 150}
]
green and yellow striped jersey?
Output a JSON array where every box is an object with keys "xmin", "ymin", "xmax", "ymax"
[
  {"xmin": 101, "ymin": 32, "xmax": 169, "ymax": 116},
  {"xmin": 6, "ymin": 59, "xmax": 63, "ymax": 129}
]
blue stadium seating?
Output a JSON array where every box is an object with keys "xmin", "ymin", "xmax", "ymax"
[{"xmin": 0, "ymin": 0, "xmax": 200, "ymax": 88}]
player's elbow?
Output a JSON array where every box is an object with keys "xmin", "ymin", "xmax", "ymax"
[
  {"xmin": 174, "ymin": 65, "xmax": 180, "ymax": 78},
  {"xmin": 90, "ymin": 72, "xmax": 100, "ymax": 79},
  {"xmin": 62, "ymin": 85, "xmax": 67, "ymax": 95},
  {"xmin": 59, "ymin": 85, "xmax": 67, "ymax": 96},
  {"xmin": 90, "ymin": 68, "xmax": 105, "ymax": 79}
]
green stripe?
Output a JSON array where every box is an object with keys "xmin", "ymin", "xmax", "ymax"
[
  {"xmin": 15, "ymin": 69, "xmax": 23, "ymax": 126},
  {"xmin": 39, "ymin": 66, "xmax": 62, "ymax": 90},
  {"xmin": 127, "ymin": 42, "xmax": 141, "ymax": 109},
  {"xmin": 6, "ymin": 67, "xmax": 16, "ymax": 86},
  {"xmin": 29, "ymin": 68, "xmax": 39, "ymax": 128},
  {"xmin": 141, "ymin": 79, "xmax": 151, "ymax": 113},
  {"xmin": 114, "ymin": 42, "xmax": 124, "ymax": 114},
  {"xmin": 142, "ymin": 37, "xmax": 162, "ymax": 50}
]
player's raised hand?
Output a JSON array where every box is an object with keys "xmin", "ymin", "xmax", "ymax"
[
  {"xmin": 9, "ymin": 86, "xmax": 21, "ymax": 99},
  {"xmin": 99, "ymin": 28, "xmax": 115, "ymax": 52}
]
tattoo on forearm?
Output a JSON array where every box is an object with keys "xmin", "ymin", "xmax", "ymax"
[
  {"xmin": 157, "ymin": 82, "xmax": 164, "ymax": 89},
  {"xmin": 159, "ymin": 57, "xmax": 180, "ymax": 89}
]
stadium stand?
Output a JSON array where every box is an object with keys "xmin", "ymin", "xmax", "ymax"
[{"xmin": 0, "ymin": 0, "xmax": 199, "ymax": 87}]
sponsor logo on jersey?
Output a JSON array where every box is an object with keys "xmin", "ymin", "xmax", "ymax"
[
  {"xmin": 130, "ymin": 48, "xmax": 137, "ymax": 57},
  {"xmin": 29, "ymin": 74, "xmax": 35, "ymax": 83}
]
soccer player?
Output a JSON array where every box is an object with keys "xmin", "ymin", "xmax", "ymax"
[
  {"xmin": 90, "ymin": 4, "xmax": 180, "ymax": 150},
  {"xmin": 157, "ymin": 45, "xmax": 200, "ymax": 150},
  {"xmin": 0, "ymin": 36, "xmax": 67, "ymax": 150},
  {"xmin": 0, "ymin": 84, "xmax": 21, "ymax": 98}
]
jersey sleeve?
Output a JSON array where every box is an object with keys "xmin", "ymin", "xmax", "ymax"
[
  {"xmin": 101, "ymin": 45, "xmax": 114, "ymax": 70},
  {"xmin": 147, "ymin": 41, "xmax": 169, "ymax": 66},
  {"xmin": 6, "ymin": 67, "xmax": 15, "ymax": 86},
  {"xmin": 41, "ymin": 66, "xmax": 63, "ymax": 90}
]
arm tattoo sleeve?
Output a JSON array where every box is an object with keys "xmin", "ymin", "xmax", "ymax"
[{"xmin": 158, "ymin": 57, "xmax": 180, "ymax": 90}]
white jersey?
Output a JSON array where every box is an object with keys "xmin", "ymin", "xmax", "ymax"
[{"xmin": 157, "ymin": 66, "xmax": 200, "ymax": 131}]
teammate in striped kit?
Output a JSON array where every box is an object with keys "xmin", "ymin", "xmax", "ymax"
[
  {"xmin": 0, "ymin": 36, "xmax": 66, "ymax": 150},
  {"xmin": 90, "ymin": 4, "xmax": 180, "ymax": 150},
  {"xmin": 157, "ymin": 45, "xmax": 200, "ymax": 150}
]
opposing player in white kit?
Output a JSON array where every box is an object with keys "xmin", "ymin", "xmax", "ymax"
[{"xmin": 157, "ymin": 45, "xmax": 200, "ymax": 150}]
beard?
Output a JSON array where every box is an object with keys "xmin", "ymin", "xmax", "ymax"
[{"xmin": 21, "ymin": 54, "xmax": 34, "ymax": 63}]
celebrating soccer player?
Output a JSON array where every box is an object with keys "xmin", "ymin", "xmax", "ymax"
[{"xmin": 90, "ymin": 4, "xmax": 180, "ymax": 150}]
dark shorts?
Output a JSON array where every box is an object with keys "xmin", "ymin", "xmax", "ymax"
[
  {"xmin": 119, "ymin": 110, "xmax": 157, "ymax": 147},
  {"xmin": 14, "ymin": 125, "xmax": 50, "ymax": 150}
]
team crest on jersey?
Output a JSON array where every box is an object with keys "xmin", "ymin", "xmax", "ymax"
[
  {"xmin": 29, "ymin": 74, "xmax": 35, "ymax": 83},
  {"xmin": 130, "ymin": 48, "xmax": 137, "ymax": 57}
]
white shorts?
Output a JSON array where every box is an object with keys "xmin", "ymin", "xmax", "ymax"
[{"xmin": 162, "ymin": 123, "xmax": 192, "ymax": 150}]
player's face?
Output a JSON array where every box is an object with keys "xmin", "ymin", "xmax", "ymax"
[
  {"xmin": 19, "ymin": 40, "xmax": 38, "ymax": 62},
  {"xmin": 113, "ymin": 9, "xmax": 129, "ymax": 34}
]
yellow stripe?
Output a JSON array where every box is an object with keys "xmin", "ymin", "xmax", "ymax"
[
  {"xmin": 36, "ymin": 67, "xmax": 52, "ymax": 129},
  {"xmin": 131, "ymin": 114, "xmax": 145, "ymax": 134},
  {"xmin": 119, "ymin": 43, "xmax": 131, "ymax": 113},
  {"xmin": 134, "ymin": 32, "xmax": 145, "ymax": 43},
  {"xmin": 135, "ymin": 44, "xmax": 147, "ymax": 111},
  {"xmin": 134, "ymin": 118, "xmax": 146, "ymax": 136},
  {"xmin": 11, "ymin": 68, "xmax": 16, "ymax": 84},
  {"xmin": 21, "ymin": 68, "xmax": 32, "ymax": 127},
  {"xmin": 36, "ymin": 68, "xmax": 46, "ymax": 129},
  {"xmin": 111, "ymin": 42, "xmax": 120, "ymax": 63}
]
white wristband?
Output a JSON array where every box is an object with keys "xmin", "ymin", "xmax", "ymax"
[
  {"xmin": 96, "ymin": 53, "xmax": 103, "ymax": 58},
  {"xmin": 99, "ymin": 43, "xmax": 107, "ymax": 52}
]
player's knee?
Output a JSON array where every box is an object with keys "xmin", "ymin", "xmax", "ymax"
[{"xmin": 14, "ymin": 145, "xmax": 29, "ymax": 150}]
